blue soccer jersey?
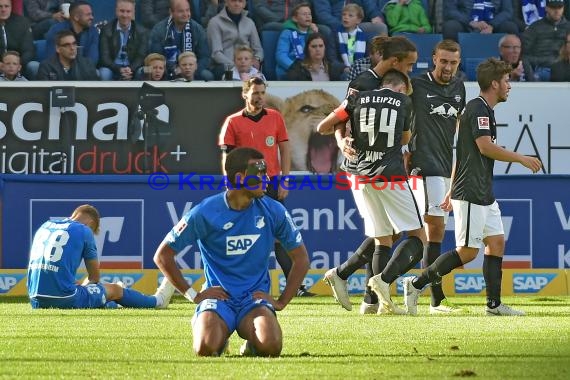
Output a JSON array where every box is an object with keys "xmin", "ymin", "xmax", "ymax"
[
  {"xmin": 165, "ymin": 192, "xmax": 303, "ymax": 300},
  {"xmin": 27, "ymin": 218, "xmax": 98, "ymax": 298}
]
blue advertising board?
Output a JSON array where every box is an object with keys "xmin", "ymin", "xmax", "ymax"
[{"xmin": 1, "ymin": 175, "xmax": 569, "ymax": 269}]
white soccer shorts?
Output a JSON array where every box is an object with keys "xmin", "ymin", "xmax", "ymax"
[
  {"xmin": 451, "ymin": 200, "xmax": 504, "ymax": 249},
  {"xmin": 411, "ymin": 176, "xmax": 451, "ymax": 221},
  {"xmin": 354, "ymin": 180, "xmax": 423, "ymax": 237}
]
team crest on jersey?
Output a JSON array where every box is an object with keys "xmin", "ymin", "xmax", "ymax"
[
  {"xmin": 255, "ymin": 216, "xmax": 265, "ymax": 229},
  {"xmin": 266, "ymin": 136, "xmax": 275, "ymax": 146},
  {"xmin": 478, "ymin": 117, "xmax": 490, "ymax": 130},
  {"xmin": 454, "ymin": 94, "xmax": 462, "ymax": 103}
]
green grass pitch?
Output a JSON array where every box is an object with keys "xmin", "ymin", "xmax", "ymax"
[{"xmin": 1, "ymin": 295, "xmax": 569, "ymax": 379}]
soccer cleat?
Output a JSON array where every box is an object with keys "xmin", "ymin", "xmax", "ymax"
[
  {"xmin": 368, "ymin": 274, "xmax": 400, "ymax": 314},
  {"xmin": 154, "ymin": 277, "xmax": 176, "ymax": 309},
  {"xmin": 323, "ymin": 268, "xmax": 352, "ymax": 311},
  {"xmin": 486, "ymin": 303, "xmax": 526, "ymax": 316},
  {"xmin": 429, "ymin": 299, "xmax": 463, "ymax": 314},
  {"xmin": 403, "ymin": 276, "xmax": 421, "ymax": 315},
  {"xmin": 359, "ymin": 301, "xmax": 379, "ymax": 315},
  {"xmin": 296, "ymin": 285, "xmax": 316, "ymax": 297},
  {"xmin": 239, "ymin": 340, "xmax": 257, "ymax": 356}
]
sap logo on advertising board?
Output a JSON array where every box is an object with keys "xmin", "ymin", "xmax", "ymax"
[
  {"xmin": 100, "ymin": 274, "xmax": 144, "ymax": 287},
  {"xmin": 455, "ymin": 274, "xmax": 486, "ymax": 293},
  {"xmin": 279, "ymin": 274, "xmax": 321, "ymax": 291},
  {"xmin": 513, "ymin": 274, "xmax": 557, "ymax": 293},
  {"xmin": 0, "ymin": 274, "xmax": 25, "ymax": 293}
]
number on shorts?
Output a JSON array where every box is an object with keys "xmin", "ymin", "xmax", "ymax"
[
  {"xmin": 359, "ymin": 107, "xmax": 397, "ymax": 149},
  {"xmin": 86, "ymin": 284, "xmax": 101, "ymax": 294}
]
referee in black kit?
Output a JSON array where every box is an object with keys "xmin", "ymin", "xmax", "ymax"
[{"xmin": 403, "ymin": 58, "xmax": 542, "ymax": 316}]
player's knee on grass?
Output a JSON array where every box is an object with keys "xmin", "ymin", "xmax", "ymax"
[
  {"xmin": 253, "ymin": 335, "xmax": 283, "ymax": 357},
  {"xmin": 102, "ymin": 283, "xmax": 123, "ymax": 301}
]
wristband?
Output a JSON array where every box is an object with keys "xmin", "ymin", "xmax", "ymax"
[{"xmin": 184, "ymin": 288, "xmax": 197, "ymax": 302}]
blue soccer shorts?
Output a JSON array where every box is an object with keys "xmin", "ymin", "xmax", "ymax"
[{"xmin": 30, "ymin": 284, "xmax": 107, "ymax": 309}]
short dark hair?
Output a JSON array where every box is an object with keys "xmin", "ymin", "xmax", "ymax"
[
  {"xmin": 383, "ymin": 36, "xmax": 417, "ymax": 61},
  {"xmin": 71, "ymin": 204, "xmax": 100, "ymax": 234},
  {"xmin": 434, "ymin": 39, "xmax": 461, "ymax": 56},
  {"xmin": 242, "ymin": 76, "xmax": 266, "ymax": 93},
  {"xmin": 225, "ymin": 147, "xmax": 264, "ymax": 187},
  {"xmin": 55, "ymin": 30, "xmax": 75, "ymax": 46},
  {"xmin": 70, "ymin": 0, "xmax": 92, "ymax": 16},
  {"xmin": 381, "ymin": 68, "xmax": 410, "ymax": 91},
  {"xmin": 476, "ymin": 58, "xmax": 512, "ymax": 91}
]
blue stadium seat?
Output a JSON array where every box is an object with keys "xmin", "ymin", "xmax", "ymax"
[
  {"xmin": 34, "ymin": 39, "xmax": 47, "ymax": 62},
  {"xmin": 457, "ymin": 33, "xmax": 505, "ymax": 80},
  {"xmin": 261, "ymin": 30, "xmax": 280, "ymax": 81},
  {"xmin": 400, "ymin": 33, "xmax": 443, "ymax": 76},
  {"xmin": 91, "ymin": 0, "xmax": 116, "ymax": 24}
]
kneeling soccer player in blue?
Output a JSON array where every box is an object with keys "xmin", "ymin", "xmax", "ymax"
[
  {"xmin": 27, "ymin": 204, "xmax": 175, "ymax": 309},
  {"xmin": 154, "ymin": 147, "xmax": 310, "ymax": 357}
]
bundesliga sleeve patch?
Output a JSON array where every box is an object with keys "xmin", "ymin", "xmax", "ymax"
[{"xmin": 478, "ymin": 117, "xmax": 490, "ymax": 130}]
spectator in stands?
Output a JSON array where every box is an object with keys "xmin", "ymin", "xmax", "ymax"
[
  {"xmin": 199, "ymin": 0, "xmax": 224, "ymax": 28},
  {"xmin": 522, "ymin": 0, "xmax": 570, "ymax": 80},
  {"xmin": 0, "ymin": 0, "xmax": 38, "ymax": 78},
  {"xmin": 383, "ymin": 0, "xmax": 432, "ymax": 34},
  {"xmin": 550, "ymin": 30, "xmax": 570, "ymax": 80},
  {"xmin": 174, "ymin": 50, "xmax": 198, "ymax": 80},
  {"xmin": 337, "ymin": 4, "xmax": 367, "ymax": 72},
  {"xmin": 252, "ymin": 0, "xmax": 306, "ymax": 31},
  {"xmin": 313, "ymin": 0, "xmax": 388, "ymax": 40},
  {"xmin": 45, "ymin": 1, "xmax": 100, "ymax": 69},
  {"xmin": 230, "ymin": 44, "xmax": 266, "ymax": 80},
  {"xmin": 441, "ymin": 0, "xmax": 519, "ymax": 41},
  {"xmin": 142, "ymin": 52, "xmax": 167, "ymax": 80},
  {"xmin": 141, "ymin": 0, "xmax": 203, "ymax": 29},
  {"xmin": 347, "ymin": 34, "xmax": 386, "ymax": 80},
  {"xmin": 25, "ymin": 0, "xmax": 69, "ymax": 40},
  {"xmin": 286, "ymin": 31, "xmax": 344, "ymax": 80},
  {"xmin": 498, "ymin": 33, "xmax": 534, "ymax": 81},
  {"xmin": 37, "ymin": 29, "xmax": 99, "ymax": 80},
  {"xmin": 98, "ymin": 0, "xmax": 148, "ymax": 81},
  {"xmin": 207, "ymin": 0, "xmax": 263, "ymax": 80},
  {"xmin": 149, "ymin": 0, "xmax": 213, "ymax": 80},
  {"xmin": 0, "ymin": 50, "xmax": 27, "ymax": 80},
  {"xmin": 514, "ymin": 0, "xmax": 545, "ymax": 31}
]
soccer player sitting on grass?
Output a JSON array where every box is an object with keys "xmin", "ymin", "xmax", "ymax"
[
  {"xmin": 27, "ymin": 204, "xmax": 175, "ymax": 309},
  {"xmin": 154, "ymin": 147, "xmax": 310, "ymax": 357}
]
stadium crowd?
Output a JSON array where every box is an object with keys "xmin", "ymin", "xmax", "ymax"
[{"xmin": 0, "ymin": 0, "xmax": 569, "ymax": 81}]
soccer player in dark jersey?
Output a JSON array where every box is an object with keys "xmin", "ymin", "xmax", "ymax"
[
  {"xmin": 320, "ymin": 36, "xmax": 419, "ymax": 314},
  {"xmin": 403, "ymin": 58, "xmax": 542, "ymax": 316},
  {"xmin": 27, "ymin": 204, "xmax": 175, "ymax": 309},
  {"xmin": 318, "ymin": 70, "xmax": 426, "ymax": 315},
  {"xmin": 154, "ymin": 147, "xmax": 309, "ymax": 356},
  {"xmin": 408, "ymin": 39, "xmax": 466, "ymax": 314}
]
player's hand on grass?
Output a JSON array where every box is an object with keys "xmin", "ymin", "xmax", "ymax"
[
  {"xmin": 252, "ymin": 291, "xmax": 285, "ymax": 311},
  {"xmin": 520, "ymin": 156, "xmax": 542, "ymax": 173},
  {"xmin": 195, "ymin": 286, "xmax": 229, "ymax": 303},
  {"xmin": 441, "ymin": 191, "xmax": 452, "ymax": 212}
]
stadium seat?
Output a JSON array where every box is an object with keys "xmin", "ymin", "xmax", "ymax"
[
  {"xmin": 91, "ymin": 0, "xmax": 116, "ymax": 24},
  {"xmin": 33, "ymin": 39, "xmax": 47, "ymax": 62},
  {"xmin": 261, "ymin": 30, "xmax": 280, "ymax": 81},
  {"xmin": 399, "ymin": 33, "xmax": 443, "ymax": 76},
  {"xmin": 457, "ymin": 33, "xmax": 505, "ymax": 80}
]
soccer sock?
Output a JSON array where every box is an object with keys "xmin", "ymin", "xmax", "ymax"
[
  {"xmin": 412, "ymin": 249, "xmax": 463, "ymax": 290},
  {"xmin": 372, "ymin": 245, "xmax": 391, "ymax": 275},
  {"xmin": 363, "ymin": 262, "xmax": 378, "ymax": 304},
  {"xmin": 426, "ymin": 242, "xmax": 446, "ymax": 307},
  {"xmin": 483, "ymin": 255, "xmax": 503, "ymax": 309},
  {"xmin": 117, "ymin": 288, "xmax": 158, "ymax": 308},
  {"xmin": 337, "ymin": 237, "xmax": 374, "ymax": 279},
  {"xmin": 274, "ymin": 243, "xmax": 292, "ymax": 278},
  {"xmin": 380, "ymin": 236, "xmax": 423, "ymax": 284}
]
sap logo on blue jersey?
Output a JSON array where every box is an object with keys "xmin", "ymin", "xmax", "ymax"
[
  {"xmin": 455, "ymin": 274, "xmax": 486, "ymax": 293},
  {"xmin": 513, "ymin": 274, "xmax": 557, "ymax": 293},
  {"xmin": 226, "ymin": 234, "xmax": 260, "ymax": 255},
  {"xmin": 100, "ymin": 274, "xmax": 144, "ymax": 287},
  {"xmin": 0, "ymin": 274, "xmax": 26, "ymax": 293}
]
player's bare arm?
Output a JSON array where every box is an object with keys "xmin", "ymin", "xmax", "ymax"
[
  {"xmin": 334, "ymin": 124, "xmax": 357, "ymax": 160},
  {"xmin": 84, "ymin": 258, "xmax": 100, "ymax": 284},
  {"xmin": 475, "ymin": 136, "xmax": 542, "ymax": 173},
  {"xmin": 154, "ymin": 242, "xmax": 229, "ymax": 303}
]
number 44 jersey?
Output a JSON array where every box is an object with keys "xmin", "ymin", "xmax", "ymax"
[
  {"xmin": 337, "ymin": 87, "xmax": 412, "ymax": 179},
  {"xmin": 27, "ymin": 218, "xmax": 98, "ymax": 298}
]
